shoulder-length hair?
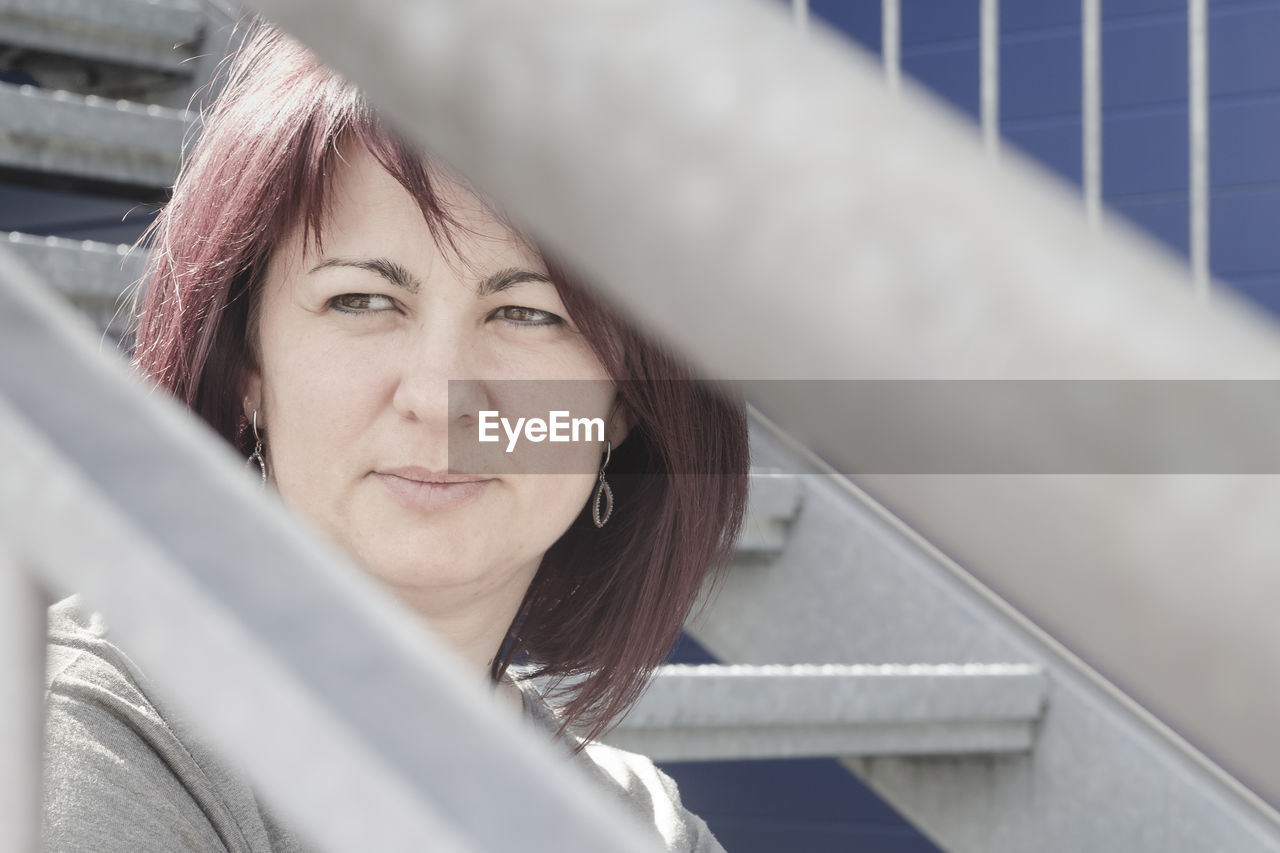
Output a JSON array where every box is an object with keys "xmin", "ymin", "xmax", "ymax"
[{"xmin": 133, "ymin": 20, "xmax": 749, "ymax": 744}]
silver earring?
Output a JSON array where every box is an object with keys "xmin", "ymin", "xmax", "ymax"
[
  {"xmin": 246, "ymin": 410, "xmax": 267, "ymax": 486},
  {"xmin": 592, "ymin": 440, "xmax": 613, "ymax": 528}
]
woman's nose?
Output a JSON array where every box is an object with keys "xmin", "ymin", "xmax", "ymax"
[{"xmin": 390, "ymin": 327, "xmax": 485, "ymax": 427}]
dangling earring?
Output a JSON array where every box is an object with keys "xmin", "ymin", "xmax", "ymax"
[
  {"xmin": 246, "ymin": 410, "xmax": 267, "ymax": 486},
  {"xmin": 592, "ymin": 440, "xmax": 613, "ymax": 528}
]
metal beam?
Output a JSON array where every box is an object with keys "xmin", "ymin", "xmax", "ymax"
[
  {"xmin": 0, "ymin": 247, "xmax": 661, "ymax": 852},
  {"xmin": 606, "ymin": 663, "xmax": 1045, "ymax": 761},
  {"xmin": 981, "ymin": 0, "xmax": 1000, "ymax": 159},
  {"xmin": 882, "ymin": 0, "xmax": 900, "ymax": 93},
  {"xmin": 229, "ymin": 0, "xmax": 1280, "ymax": 816},
  {"xmin": 1189, "ymin": 0, "xmax": 1210, "ymax": 298},
  {"xmin": 0, "ymin": 551, "xmax": 46, "ymax": 853},
  {"xmin": 1082, "ymin": 0, "xmax": 1101, "ymax": 226},
  {"xmin": 0, "ymin": 83, "xmax": 189, "ymax": 190}
]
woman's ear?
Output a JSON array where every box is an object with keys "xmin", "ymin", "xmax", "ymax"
[
  {"xmin": 606, "ymin": 397, "xmax": 633, "ymax": 449},
  {"xmin": 241, "ymin": 368, "xmax": 263, "ymax": 425}
]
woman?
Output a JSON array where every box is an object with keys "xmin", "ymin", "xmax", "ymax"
[{"xmin": 42, "ymin": 17, "xmax": 749, "ymax": 853}]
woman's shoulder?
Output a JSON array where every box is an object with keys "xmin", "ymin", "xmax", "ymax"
[
  {"xmin": 514, "ymin": 675, "xmax": 726, "ymax": 853},
  {"xmin": 575, "ymin": 740, "xmax": 724, "ymax": 853},
  {"xmin": 44, "ymin": 601, "xmax": 722, "ymax": 852},
  {"xmin": 43, "ymin": 595, "xmax": 304, "ymax": 853},
  {"xmin": 46, "ymin": 595, "xmax": 161, "ymax": 713}
]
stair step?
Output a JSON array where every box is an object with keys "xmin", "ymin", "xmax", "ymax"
[
  {"xmin": 0, "ymin": 82, "xmax": 190, "ymax": 192},
  {"xmin": 3, "ymin": 231, "xmax": 144, "ymax": 335},
  {"xmin": 0, "ymin": 0, "xmax": 205, "ymax": 73},
  {"xmin": 604, "ymin": 663, "xmax": 1046, "ymax": 761},
  {"xmin": 737, "ymin": 471, "xmax": 803, "ymax": 555}
]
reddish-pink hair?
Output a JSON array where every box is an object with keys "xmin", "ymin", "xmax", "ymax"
[{"xmin": 133, "ymin": 19, "xmax": 749, "ymax": 743}]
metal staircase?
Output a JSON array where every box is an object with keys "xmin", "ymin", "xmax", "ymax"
[
  {"xmin": 7, "ymin": 1, "xmax": 1280, "ymax": 851},
  {"xmin": 665, "ymin": 421, "xmax": 1280, "ymax": 851},
  {"xmin": 29, "ymin": 209, "xmax": 1280, "ymax": 849},
  {"xmin": 0, "ymin": 0, "xmax": 236, "ymax": 196},
  {"xmin": 0, "ymin": 0, "xmax": 234, "ymax": 331},
  {"xmin": 0, "ymin": 0, "xmax": 209, "ymax": 85},
  {"xmin": 3, "ymin": 229, "xmax": 144, "ymax": 336}
]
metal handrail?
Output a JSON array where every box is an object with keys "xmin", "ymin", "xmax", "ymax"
[
  {"xmin": 4, "ymin": 0, "xmax": 1279, "ymax": 849},
  {"xmin": 233, "ymin": 0, "xmax": 1280, "ymax": 817},
  {"xmin": 0, "ymin": 549, "xmax": 43, "ymax": 853},
  {"xmin": 0, "ymin": 246, "xmax": 659, "ymax": 851}
]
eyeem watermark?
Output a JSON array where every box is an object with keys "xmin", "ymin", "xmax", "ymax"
[{"xmin": 479, "ymin": 410, "xmax": 605, "ymax": 453}]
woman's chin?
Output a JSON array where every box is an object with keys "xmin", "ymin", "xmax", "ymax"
[{"xmin": 348, "ymin": 538, "xmax": 534, "ymax": 602}]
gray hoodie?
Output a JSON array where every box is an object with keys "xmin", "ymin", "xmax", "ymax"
[{"xmin": 40, "ymin": 596, "xmax": 723, "ymax": 852}]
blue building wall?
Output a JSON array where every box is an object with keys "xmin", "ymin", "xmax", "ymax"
[
  {"xmin": 0, "ymin": 182, "xmax": 155, "ymax": 242},
  {"xmin": 811, "ymin": 0, "xmax": 1280, "ymax": 312}
]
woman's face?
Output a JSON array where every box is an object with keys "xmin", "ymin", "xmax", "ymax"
[{"xmin": 244, "ymin": 145, "xmax": 620, "ymax": 622}]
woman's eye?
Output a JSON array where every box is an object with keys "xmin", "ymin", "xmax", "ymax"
[
  {"xmin": 495, "ymin": 305, "xmax": 562, "ymax": 327},
  {"xmin": 329, "ymin": 293, "xmax": 397, "ymax": 313}
]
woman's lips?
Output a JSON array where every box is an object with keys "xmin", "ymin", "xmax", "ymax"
[{"xmin": 372, "ymin": 470, "xmax": 493, "ymax": 512}]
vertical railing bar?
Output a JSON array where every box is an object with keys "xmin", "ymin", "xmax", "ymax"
[
  {"xmin": 792, "ymin": 0, "xmax": 808, "ymax": 36},
  {"xmin": 883, "ymin": 0, "xmax": 901, "ymax": 94},
  {"xmin": 0, "ymin": 552, "xmax": 47, "ymax": 853},
  {"xmin": 1083, "ymin": 0, "xmax": 1102, "ymax": 228},
  {"xmin": 1189, "ymin": 0, "xmax": 1210, "ymax": 298},
  {"xmin": 981, "ymin": 0, "xmax": 1000, "ymax": 159}
]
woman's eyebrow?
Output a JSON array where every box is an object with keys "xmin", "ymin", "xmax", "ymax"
[
  {"xmin": 309, "ymin": 257, "xmax": 420, "ymax": 293},
  {"xmin": 308, "ymin": 258, "xmax": 548, "ymax": 297},
  {"xmin": 478, "ymin": 267, "xmax": 552, "ymax": 297}
]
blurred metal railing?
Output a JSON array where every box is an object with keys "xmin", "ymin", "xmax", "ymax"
[
  {"xmin": 0, "ymin": 549, "xmax": 44, "ymax": 853},
  {"xmin": 0, "ymin": 246, "xmax": 659, "ymax": 851},
  {"xmin": 234, "ymin": 0, "xmax": 1280, "ymax": 811},
  {"xmin": 0, "ymin": 0, "xmax": 1273, "ymax": 851}
]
